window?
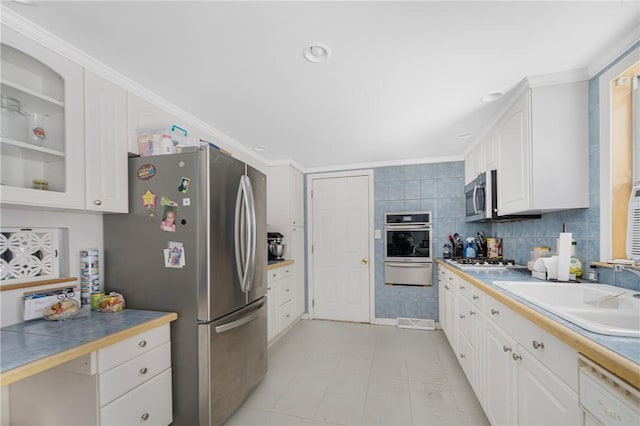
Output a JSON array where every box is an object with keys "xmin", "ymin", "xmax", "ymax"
[{"xmin": 599, "ymin": 46, "xmax": 640, "ymax": 261}]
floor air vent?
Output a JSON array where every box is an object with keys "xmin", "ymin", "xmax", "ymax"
[{"xmin": 396, "ymin": 317, "xmax": 435, "ymax": 330}]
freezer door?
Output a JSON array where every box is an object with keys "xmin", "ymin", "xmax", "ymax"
[
  {"xmin": 247, "ymin": 165, "xmax": 267, "ymax": 304},
  {"xmin": 202, "ymin": 149, "xmax": 248, "ymax": 321},
  {"xmin": 198, "ymin": 298, "xmax": 267, "ymax": 426}
]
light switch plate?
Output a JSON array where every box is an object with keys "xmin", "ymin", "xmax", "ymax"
[{"xmin": 374, "ymin": 229, "xmax": 381, "ymax": 239}]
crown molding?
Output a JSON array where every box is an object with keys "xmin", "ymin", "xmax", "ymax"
[
  {"xmin": 0, "ymin": 5, "xmax": 268, "ymax": 170},
  {"xmin": 301, "ymin": 155, "xmax": 464, "ymax": 174},
  {"xmin": 587, "ymin": 27, "xmax": 640, "ymax": 78}
]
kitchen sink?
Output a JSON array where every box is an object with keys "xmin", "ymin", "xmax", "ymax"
[{"xmin": 492, "ymin": 281, "xmax": 640, "ymax": 338}]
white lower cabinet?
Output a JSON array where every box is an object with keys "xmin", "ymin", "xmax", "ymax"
[
  {"xmin": 267, "ymin": 263, "xmax": 298, "ymax": 343},
  {"xmin": 483, "ymin": 316, "xmax": 518, "ymax": 426},
  {"xmin": 9, "ymin": 324, "xmax": 172, "ymax": 425},
  {"xmin": 440, "ymin": 266, "xmax": 580, "ymax": 426}
]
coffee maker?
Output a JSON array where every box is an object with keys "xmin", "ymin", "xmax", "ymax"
[{"xmin": 268, "ymin": 232, "xmax": 285, "ymax": 261}]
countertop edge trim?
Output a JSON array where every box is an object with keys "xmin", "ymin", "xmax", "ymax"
[
  {"xmin": 0, "ymin": 312, "xmax": 177, "ymax": 386},
  {"xmin": 267, "ymin": 259, "xmax": 295, "ymax": 270},
  {"xmin": 435, "ymin": 259, "xmax": 640, "ymax": 389}
]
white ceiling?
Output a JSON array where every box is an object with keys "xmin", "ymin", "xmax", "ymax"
[{"xmin": 5, "ymin": 1, "xmax": 640, "ymax": 170}]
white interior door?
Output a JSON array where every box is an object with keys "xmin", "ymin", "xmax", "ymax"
[{"xmin": 311, "ymin": 174, "xmax": 371, "ymax": 322}]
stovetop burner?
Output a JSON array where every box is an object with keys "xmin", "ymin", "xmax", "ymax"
[{"xmin": 452, "ymin": 257, "xmax": 515, "ymax": 267}]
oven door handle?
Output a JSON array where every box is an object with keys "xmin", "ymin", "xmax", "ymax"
[
  {"xmin": 384, "ymin": 225, "xmax": 431, "ymax": 231},
  {"xmin": 385, "ymin": 262, "xmax": 431, "ymax": 268}
]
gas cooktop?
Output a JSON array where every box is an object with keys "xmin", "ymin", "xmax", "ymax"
[{"xmin": 446, "ymin": 257, "xmax": 516, "ymax": 269}]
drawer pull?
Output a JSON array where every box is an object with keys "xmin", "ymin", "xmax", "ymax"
[
  {"xmin": 286, "ymin": 288, "xmax": 290, "ymax": 292},
  {"xmin": 94, "ymin": 199, "xmax": 102, "ymax": 206},
  {"xmin": 448, "ymin": 277, "xmax": 453, "ymax": 281},
  {"xmin": 444, "ymin": 285, "xmax": 450, "ymax": 290},
  {"xmin": 503, "ymin": 345, "xmax": 512, "ymax": 353},
  {"xmin": 472, "ymin": 295, "xmax": 479, "ymax": 300},
  {"xmin": 267, "ymin": 286, "xmax": 271, "ymax": 291},
  {"xmin": 286, "ymin": 314, "xmax": 290, "ymax": 318},
  {"xmin": 459, "ymin": 285, "xmax": 465, "ymax": 290},
  {"xmin": 532, "ymin": 340, "xmax": 545, "ymax": 350},
  {"xmin": 138, "ymin": 340, "xmax": 147, "ymax": 348},
  {"xmin": 459, "ymin": 314, "xmax": 465, "ymax": 319},
  {"xmin": 491, "ymin": 308, "xmax": 499, "ymax": 315},
  {"xmin": 460, "ymin": 353, "xmax": 466, "ymax": 359},
  {"xmin": 141, "ymin": 413, "xmax": 150, "ymax": 421},
  {"xmin": 285, "ymin": 269, "xmax": 290, "ymax": 273},
  {"xmin": 139, "ymin": 367, "xmax": 148, "ymax": 375},
  {"xmin": 469, "ymin": 310, "xmax": 475, "ymax": 316},
  {"xmin": 512, "ymin": 353, "xmax": 522, "ymax": 361}
]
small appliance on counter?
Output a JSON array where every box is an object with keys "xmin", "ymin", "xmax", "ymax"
[{"xmin": 268, "ymin": 232, "xmax": 285, "ymax": 261}]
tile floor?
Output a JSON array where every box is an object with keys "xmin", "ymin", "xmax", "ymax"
[{"xmin": 225, "ymin": 319, "xmax": 490, "ymax": 425}]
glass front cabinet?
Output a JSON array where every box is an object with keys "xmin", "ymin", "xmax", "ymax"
[{"xmin": 1, "ymin": 25, "xmax": 84, "ymax": 209}]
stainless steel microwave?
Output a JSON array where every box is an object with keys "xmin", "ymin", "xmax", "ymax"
[
  {"xmin": 465, "ymin": 170, "xmax": 540, "ymax": 222},
  {"xmin": 465, "ymin": 172, "xmax": 490, "ymax": 222}
]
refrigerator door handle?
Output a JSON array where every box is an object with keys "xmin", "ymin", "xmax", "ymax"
[
  {"xmin": 234, "ymin": 178, "xmax": 247, "ymax": 292},
  {"xmin": 213, "ymin": 299, "xmax": 265, "ymax": 333},
  {"xmin": 244, "ymin": 176, "xmax": 257, "ymax": 292},
  {"xmin": 214, "ymin": 309, "xmax": 260, "ymax": 333}
]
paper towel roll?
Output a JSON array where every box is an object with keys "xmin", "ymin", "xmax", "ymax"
[
  {"xmin": 557, "ymin": 232, "xmax": 572, "ymax": 281},
  {"xmin": 541, "ymin": 256, "xmax": 559, "ymax": 280}
]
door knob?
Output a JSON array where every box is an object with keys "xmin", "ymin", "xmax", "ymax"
[{"xmin": 361, "ymin": 258, "xmax": 368, "ymax": 265}]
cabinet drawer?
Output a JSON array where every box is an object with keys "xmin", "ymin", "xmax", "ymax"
[
  {"xmin": 279, "ymin": 279, "xmax": 293, "ymax": 305},
  {"xmin": 100, "ymin": 367, "xmax": 172, "ymax": 426},
  {"xmin": 280, "ymin": 265, "xmax": 294, "ymax": 279},
  {"xmin": 267, "ymin": 269, "xmax": 281, "ymax": 283},
  {"xmin": 483, "ymin": 294, "xmax": 519, "ymax": 337},
  {"xmin": 515, "ymin": 317, "xmax": 578, "ymax": 391},
  {"xmin": 98, "ymin": 324, "xmax": 170, "ymax": 373},
  {"xmin": 99, "ymin": 342, "xmax": 171, "ymax": 407},
  {"xmin": 579, "ymin": 369, "xmax": 640, "ymax": 426},
  {"xmin": 457, "ymin": 278, "xmax": 472, "ymax": 300},
  {"xmin": 279, "ymin": 300, "xmax": 294, "ymax": 331}
]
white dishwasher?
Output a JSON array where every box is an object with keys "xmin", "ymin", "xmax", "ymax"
[{"xmin": 578, "ymin": 355, "xmax": 640, "ymax": 425}]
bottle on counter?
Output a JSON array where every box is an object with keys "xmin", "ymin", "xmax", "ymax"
[
  {"xmin": 588, "ymin": 265, "xmax": 599, "ymax": 281},
  {"xmin": 464, "ymin": 238, "xmax": 477, "ymax": 258}
]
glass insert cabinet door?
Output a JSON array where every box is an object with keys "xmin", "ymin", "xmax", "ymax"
[{"xmin": 0, "ymin": 25, "xmax": 84, "ymax": 209}]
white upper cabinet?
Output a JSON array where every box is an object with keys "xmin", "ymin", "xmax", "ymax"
[
  {"xmin": 497, "ymin": 91, "xmax": 532, "ymax": 215},
  {"xmin": 267, "ymin": 165, "xmax": 304, "ymax": 232},
  {"xmin": 291, "ymin": 167, "xmax": 304, "ymax": 227},
  {"xmin": 84, "ymin": 71, "xmax": 128, "ymax": 213},
  {"xmin": 0, "ymin": 25, "xmax": 84, "ymax": 209},
  {"xmin": 464, "ymin": 142, "xmax": 485, "ymax": 184},
  {"xmin": 496, "ymin": 80, "xmax": 589, "ymax": 215}
]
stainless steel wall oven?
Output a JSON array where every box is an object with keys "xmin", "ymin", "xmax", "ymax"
[{"xmin": 384, "ymin": 211, "xmax": 432, "ymax": 286}]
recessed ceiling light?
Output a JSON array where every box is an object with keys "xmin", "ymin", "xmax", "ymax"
[
  {"xmin": 303, "ymin": 43, "xmax": 331, "ymax": 63},
  {"xmin": 458, "ymin": 132, "xmax": 473, "ymax": 139},
  {"xmin": 253, "ymin": 146, "xmax": 266, "ymax": 152},
  {"xmin": 481, "ymin": 91, "xmax": 504, "ymax": 103}
]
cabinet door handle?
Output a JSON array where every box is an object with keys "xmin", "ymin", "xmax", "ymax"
[
  {"xmin": 491, "ymin": 308, "xmax": 499, "ymax": 315},
  {"xmin": 138, "ymin": 340, "xmax": 147, "ymax": 348},
  {"xmin": 139, "ymin": 367, "xmax": 148, "ymax": 375},
  {"xmin": 460, "ymin": 353, "xmax": 466, "ymax": 359},
  {"xmin": 141, "ymin": 413, "xmax": 150, "ymax": 421},
  {"xmin": 444, "ymin": 285, "xmax": 450, "ymax": 290},
  {"xmin": 512, "ymin": 353, "xmax": 522, "ymax": 361},
  {"xmin": 532, "ymin": 340, "xmax": 545, "ymax": 350},
  {"xmin": 459, "ymin": 285, "xmax": 465, "ymax": 290},
  {"xmin": 503, "ymin": 345, "xmax": 512, "ymax": 353},
  {"xmin": 469, "ymin": 310, "xmax": 475, "ymax": 316},
  {"xmin": 267, "ymin": 286, "xmax": 272, "ymax": 291},
  {"xmin": 472, "ymin": 295, "xmax": 479, "ymax": 300},
  {"xmin": 459, "ymin": 314, "xmax": 465, "ymax": 319},
  {"xmin": 94, "ymin": 200, "xmax": 102, "ymax": 206}
]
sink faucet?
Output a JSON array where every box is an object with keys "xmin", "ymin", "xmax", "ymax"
[{"xmin": 613, "ymin": 264, "xmax": 640, "ymax": 278}]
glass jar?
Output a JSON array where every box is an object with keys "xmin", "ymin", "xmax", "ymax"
[
  {"xmin": 1, "ymin": 95, "xmax": 29, "ymax": 141},
  {"xmin": 28, "ymin": 112, "xmax": 47, "ymax": 146}
]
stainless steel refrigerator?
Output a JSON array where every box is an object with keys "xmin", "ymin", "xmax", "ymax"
[{"xmin": 104, "ymin": 147, "xmax": 267, "ymax": 426}]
